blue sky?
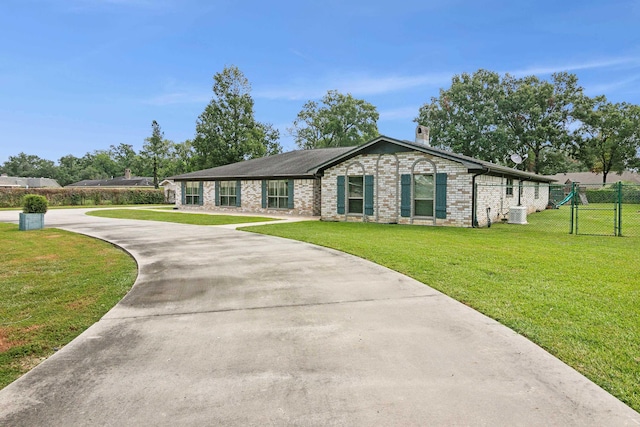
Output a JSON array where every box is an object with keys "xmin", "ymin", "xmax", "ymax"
[{"xmin": 1, "ymin": 0, "xmax": 639, "ymax": 165}]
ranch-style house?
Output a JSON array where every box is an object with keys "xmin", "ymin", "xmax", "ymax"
[{"xmin": 170, "ymin": 131, "xmax": 554, "ymax": 227}]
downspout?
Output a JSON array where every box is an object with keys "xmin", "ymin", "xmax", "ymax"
[
  {"xmin": 471, "ymin": 168, "xmax": 491, "ymax": 228},
  {"xmin": 518, "ymin": 178, "xmax": 530, "ymax": 207}
]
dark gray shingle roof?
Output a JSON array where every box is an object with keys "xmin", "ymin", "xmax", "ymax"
[
  {"xmin": 66, "ymin": 177, "xmax": 154, "ymax": 187},
  {"xmin": 545, "ymin": 171, "xmax": 640, "ymax": 185},
  {"xmin": 170, "ymin": 147, "xmax": 353, "ymax": 180},
  {"xmin": 171, "ymin": 136, "xmax": 556, "ymax": 183},
  {"xmin": 0, "ymin": 176, "xmax": 61, "ymax": 188}
]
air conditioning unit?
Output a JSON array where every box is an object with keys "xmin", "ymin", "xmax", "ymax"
[{"xmin": 508, "ymin": 206, "xmax": 528, "ymax": 224}]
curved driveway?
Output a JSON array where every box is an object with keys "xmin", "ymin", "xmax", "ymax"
[{"xmin": 1, "ymin": 209, "xmax": 638, "ymax": 426}]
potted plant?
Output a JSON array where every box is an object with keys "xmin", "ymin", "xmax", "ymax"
[{"xmin": 19, "ymin": 194, "xmax": 48, "ymax": 231}]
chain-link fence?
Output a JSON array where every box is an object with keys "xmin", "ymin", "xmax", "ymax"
[
  {"xmin": 568, "ymin": 182, "xmax": 640, "ymax": 237},
  {"xmin": 475, "ymin": 182, "xmax": 640, "ymax": 237}
]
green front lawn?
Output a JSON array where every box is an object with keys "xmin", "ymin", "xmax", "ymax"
[
  {"xmin": 87, "ymin": 209, "xmax": 276, "ymax": 225},
  {"xmin": 241, "ymin": 217, "xmax": 640, "ymax": 412},
  {"xmin": 0, "ymin": 224, "xmax": 137, "ymax": 389}
]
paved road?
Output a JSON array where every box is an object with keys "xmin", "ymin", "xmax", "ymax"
[{"xmin": 1, "ymin": 209, "xmax": 639, "ymax": 426}]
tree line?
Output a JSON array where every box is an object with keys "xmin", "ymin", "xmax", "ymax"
[
  {"xmin": 2, "ymin": 66, "xmax": 639, "ymax": 186},
  {"xmin": 417, "ymin": 69, "xmax": 640, "ymax": 183}
]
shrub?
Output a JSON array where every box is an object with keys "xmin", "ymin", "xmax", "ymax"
[
  {"xmin": 585, "ymin": 186, "xmax": 640, "ymax": 204},
  {"xmin": 584, "ymin": 189, "xmax": 616, "ymax": 204},
  {"xmin": 0, "ymin": 188, "xmax": 166, "ymax": 208},
  {"xmin": 22, "ymin": 194, "xmax": 48, "ymax": 214}
]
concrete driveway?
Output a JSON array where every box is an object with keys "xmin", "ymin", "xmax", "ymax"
[{"xmin": 0, "ymin": 209, "xmax": 638, "ymax": 426}]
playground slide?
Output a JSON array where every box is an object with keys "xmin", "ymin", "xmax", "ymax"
[{"xmin": 556, "ymin": 191, "xmax": 575, "ymax": 207}]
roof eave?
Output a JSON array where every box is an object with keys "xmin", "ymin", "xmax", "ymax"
[
  {"xmin": 313, "ymin": 136, "xmax": 557, "ymax": 183},
  {"xmin": 172, "ymin": 173, "xmax": 318, "ymax": 181}
]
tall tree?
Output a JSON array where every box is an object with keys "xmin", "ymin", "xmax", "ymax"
[
  {"xmin": 56, "ymin": 151, "xmax": 119, "ymax": 182},
  {"xmin": 141, "ymin": 120, "xmax": 169, "ymax": 188},
  {"xmin": 110, "ymin": 143, "xmax": 140, "ymax": 175},
  {"xmin": 535, "ymin": 148, "xmax": 587, "ymax": 175},
  {"xmin": 85, "ymin": 150, "xmax": 119, "ymax": 179},
  {"xmin": 574, "ymin": 96, "xmax": 640, "ymax": 184},
  {"xmin": 415, "ymin": 70, "xmax": 583, "ymax": 173},
  {"xmin": 500, "ymin": 72, "xmax": 583, "ymax": 173},
  {"xmin": 163, "ymin": 139, "xmax": 196, "ymax": 177},
  {"xmin": 1, "ymin": 153, "xmax": 57, "ymax": 178},
  {"xmin": 415, "ymin": 70, "xmax": 507, "ymax": 163},
  {"xmin": 193, "ymin": 65, "xmax": 282, "ymax": 169},
  {"xmin": 56, "ymin": 154, "xmax": 84, "ymax": 186},
  {"xmin": 289, "ymin": 90, "xmax": 379, "ymax": 149}
]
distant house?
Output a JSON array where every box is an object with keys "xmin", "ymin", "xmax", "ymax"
[
  {"xmin": 66, "ymin": 169, "xmax": 154, "ymax": 188},
  {"xmin": 0, "ymin": 174, "xmax": 61, "ymax": 188},
  {"xmin": 170, "ymin": 130, "xmax": 554, "ymax": 227},
  {"xmin": 546, "ymin": 171, "xmax": 640, "ymax": 186}
]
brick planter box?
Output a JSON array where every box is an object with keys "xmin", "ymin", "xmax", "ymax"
[{"xmin": 19, "ymin": 212, "xmax": 45, "ymax": 231}]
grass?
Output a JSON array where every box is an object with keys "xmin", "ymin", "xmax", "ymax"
[
  {"xmin": 0, "ymin": 223, "xmax": 137, "ymax": 389},
  {"xmin": 573, "ymin": 203, "xmax": 640, "ymax": 236},
  {"xmin": 86, "ymin": 209, "xmax": 276, "ymax": 225},
  {"xmin": 240, "ymin": 209, "xmax": 640, "ymax": 412},
  {"xmin": 526, "ymin": 203, "xmax": 640, "ymax": 237}
]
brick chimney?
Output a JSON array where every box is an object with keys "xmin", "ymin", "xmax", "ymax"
[
  {"xmin": 415, "ymin": 125, "xmax": 430, "ymax": 147},
  {"xmin": 124, "ymin": 168, "xmax": 132, "ymax": 179}
]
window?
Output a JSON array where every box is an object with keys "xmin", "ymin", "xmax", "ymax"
[
  {"xmin": 414, "ymin": 174, "xmax": 434, "ymax": 217},
  {"xmin": 347, "ymin": 176, "xmax": 363, "ymax": 214},
  {"xmin": 184, "ymin": 181, "xmax": 201, "ymax": 205},
  {"xmin": 268, "ymin": 180, "xmax": 288, "ymax": 209},
  {"xmin": 506, "ymin": 178, "xmax": 514, "ymax": 196},
  {"xmin": 219, "ymin": 181, "xmax": 237, "ymax": 206},
  {"xmin": 534, "ymin": 182, "xmax": 540, "ymax": 199}
]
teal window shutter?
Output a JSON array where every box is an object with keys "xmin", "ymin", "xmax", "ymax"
[
  {"xmin": 364, "ymin": 175, "xmax": 374, "ymax": 215},
  {"xmin": 261, "ymin": 180, "xmax": 267, "ymax": 208},
  {"xmin": 215, "ymin": 181, "xmax": 220, "ymax": 206},
  {"xmin": 198, "ymin": 182, "xmax": 204, "ymax": 206},
  {"xmin": 181, "ymin": 182, "xmax": 185, "ymax": 205},
  {"xmin": 400, "ymin": 174, "xmax": 411, "ymax": 217},
  {"xmin": 435, "ymin": 173, "xmax": 447, "ymax": 219},
  {"xmin": 236, "ymin": 180, "xmax": 242, "ymax": 207},
  {"xmin": 337, "ymin": 176, "xmax": 345, "ymax": 214},
  {"xmin": 287, "ymin": 179, "xmax": 294, "ymax": 209}
]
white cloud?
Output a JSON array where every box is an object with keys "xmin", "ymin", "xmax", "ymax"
[
  {"xmin": 143, "ymin": 91, "xmax": 210, "ymax": 106},
  {"xmin": 254, "ymin": 57, "xmax": 640, "ymax": 102},
  {"xmin": 144, "ymin": 57, "xmax": 640, "ymax": 107},
  {"xmin": 64, "ymin": 0, "xmax": 176, "ymax": 12},
  {"xmin": 75, "ymin": 0, "xmax": 156, "ymax": 6},
  {"xmin": 254, "ymin": 72, "xmax": 452, "ymax": 101},
  {"xmin": 254, "ymin": 87, "xmax": 325, "ymax": 101},
  {"xmin": 505, "ymin": 57, "xmax": 639, "ymax": 77},
  {"xmin": 379, "ymin": 106, "xmax": 421, "ymax": 121},
  {"xmin": 586, "ymin": 74, "xmax": 640, "ymax": 96}
]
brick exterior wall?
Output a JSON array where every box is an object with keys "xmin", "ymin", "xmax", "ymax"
[
  {"xmin": 175, "ymin": 178, "xmax": 319, "ymax": 216},
  {"xmin": 475, "ymin": 176, "xmax": 550, "ymax": 226},
  {"xmin": 321, "ymin": 152, "xmax": 473, "ymax": 227},
  {"xmin": 173, "ymin": 151, "xmax": 550, "ymax": 228}
]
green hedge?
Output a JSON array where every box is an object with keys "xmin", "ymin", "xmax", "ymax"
[
  {"xmin": 584, "ymin": 185, "xmax": 640, "ymax": 204},
  {"xmin": 584, "ymin": 189, "xmax": 617, "ymax": 204},
  {"xmin": 0, "ymin": 188, "xmax": 166, "ymax": 208}
]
